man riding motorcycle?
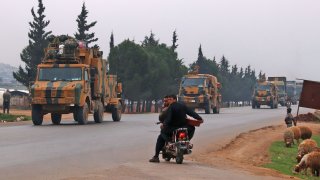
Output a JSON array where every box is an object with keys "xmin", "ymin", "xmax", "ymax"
[{"xmin": 149, "ymin": 94, "xmax": 203, "ymax": 163}]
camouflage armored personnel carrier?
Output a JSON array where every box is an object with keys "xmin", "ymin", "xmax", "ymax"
[
  {"xmin": 252, "ymin": 80, "xmax": 278, "ymax": 109},
  {"xmin": 178, "ymin": 73, "xmax": 221, "ymax": 114},
  {"xmin": 30, "ymin": 35, "xmax": 122, "ymax": 125}
]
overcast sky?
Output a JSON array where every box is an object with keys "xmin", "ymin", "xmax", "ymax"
[{"xmin": 0, "ymin": 0, "xmax": 319, "ymax": 81}]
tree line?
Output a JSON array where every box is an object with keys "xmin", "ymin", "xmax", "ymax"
[{"xmin": 14, "ymin": 0, "xmax": 265, "ymax": 112}]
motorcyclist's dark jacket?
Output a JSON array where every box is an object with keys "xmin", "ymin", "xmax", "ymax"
[
  {"xmin": 159, "ymin": 107, "xmax": 168, "ymax": 123},
  {"xmin": 163, "ymin": 102, "xmax": 202, "ymax": 128}
]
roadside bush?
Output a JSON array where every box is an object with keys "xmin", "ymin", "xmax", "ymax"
[{"xmin": 0, "ymin": 113, "xmax": 31, "ymax": 122}]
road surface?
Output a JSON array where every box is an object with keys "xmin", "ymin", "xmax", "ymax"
[{"xmin": 0, "ymin": 105, "xmax": 310, "ymax": 179}]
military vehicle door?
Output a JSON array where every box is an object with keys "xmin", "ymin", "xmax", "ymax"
[{"xmin": 84, "ymin": 68, "xmax": 90, "ymax": 93}]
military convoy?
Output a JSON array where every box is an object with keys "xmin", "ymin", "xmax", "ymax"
[
  {"xmin": 30, "ymin": 35, "xmax": 122, "ymax": 125},
  {"xmin": 178, "ymin": 73, "xmax": 221, "ymax": 114},
  {"xmin": 252, "ymin": 80, "xmax": 278, "ymax": 109}
]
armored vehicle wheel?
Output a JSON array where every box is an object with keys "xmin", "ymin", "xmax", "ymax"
[
  {"xmin": 32, "ymin": 105, "xmax": 43, "ymax": 125},
  {"xmin": 212, "ymin": 106, "xmax": 218, "ymax": 114},
  {"xmin": 205, "ymin": 102, "xmax": 211, "ymax": 114},
  {"xmin": 51, "ymin": 113, "xmax": 62, "ymax": 125},
  {"xmin": 270, "ymin": 101, "xmax": 274, "ymax": 109},
  {"xmin": 73, "ymin": 112, "xmax": 78, "ymax": 122},
  {"xmin": 175, "ymin": 150, "xmax": 184, "ymax": 164},
  {"xmin": 112, "ymin": 103, "xmax": 122, "ymax": 121},
  {"xmin": 252, "ymin": 101, "xmax": 256, "ymax": 109},
  {"xmin": 94, "ymin": 101, "xmax": 104, "ymax": 123},
  {"xmin": 76, "ymin": 103, "xmax": 89, "ymax": 125}
]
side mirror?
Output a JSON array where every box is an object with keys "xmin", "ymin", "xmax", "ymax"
[
  {"xmin": 29, "ymin": 81, "xmax": 35, "ymax": 91},
  {"xmin": 217, "ymin": 83, "xmax": 221, "ymax": 89}
]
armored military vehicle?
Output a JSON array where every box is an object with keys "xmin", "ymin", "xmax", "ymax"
[
  {"xmin": 252, "ymin": 80, "xmax": 278, "ymax": 109},
  {"xmin": 30, "ymin": 35, "xmax": 122, "ymax": 125},
  {"xmin": 178, "ymin": 73, "xmax": 221, "ymax": 114}
]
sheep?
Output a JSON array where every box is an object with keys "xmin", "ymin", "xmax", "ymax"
[
  {"xmin": 296, "ymin": 139, "xmax": 318, "ymax": 163},
  {"xmin": 298, "ymin": 126, "xmax": 312, "ymax": 140},
  {"xmin": 289, "ymin": 126, "xmax": 301, "ymax": 144},
  {"xmin": 294, "ymin": 151, "xmax": 320, "ymax": 176},
  {"xmin": 283, "ymin": 129, "xmax": 294, "ymax": 147}
]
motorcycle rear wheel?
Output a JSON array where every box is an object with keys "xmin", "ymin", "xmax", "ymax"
[{"xmin": 175, "ymin": 150, "xmax": 184, "ymax": 164}]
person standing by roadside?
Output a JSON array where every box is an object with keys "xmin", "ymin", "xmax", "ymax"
[
  {"xmin": 3, "ymin": 89, "xmax": 11, "ymax": 114},
  {"xmin": 285, "ymin": 107, "xmax": 295, "ymax": 127}
]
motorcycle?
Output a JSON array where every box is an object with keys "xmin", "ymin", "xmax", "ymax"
[
  {"xmin": 158, "ymin": 119, "xmax": 202, "ymax": 164},
  {"xmin": 162, "ymin": 127, "xmax": 192, "ymax": 164}
]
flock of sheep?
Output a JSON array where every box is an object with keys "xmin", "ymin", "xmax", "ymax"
[{"xmin": 283, "ymin": 126, "xmax": 320, "ymax": 176}]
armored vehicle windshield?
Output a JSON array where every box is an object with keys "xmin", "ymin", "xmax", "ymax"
[
  {"xmin": 182, "ymin": 78, "xmax": 205, "ymax": 87},
  {"xmin": 256, "ymin": 84, "xmax": 270, "ymax": 91},
  {"xmin": 38, "ymin": 67, "xmax": 82, "ymax": 81}
]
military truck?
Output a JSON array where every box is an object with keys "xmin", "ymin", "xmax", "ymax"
[
  {"xmin": 252, "ymin": 80, "xmax": 278, "ymax": 109},
  {"xmin": 178, "ymin": 73, "xmax": 221, "ymax": 114},
  {"xmin": 30, "ymin": 35, "xmax": 122, "ymax": 125},
  {"xmin": 286, "ymin": 80, "xmax": 297, "ymax": 105},
  {"xmin": 268, "ymin": 77, "xmax": 287, "ymax": 106}
]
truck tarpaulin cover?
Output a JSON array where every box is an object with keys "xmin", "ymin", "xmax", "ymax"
[{"xmin": 299, "ymin": 80, "xmax": 320, "ymax": 109}]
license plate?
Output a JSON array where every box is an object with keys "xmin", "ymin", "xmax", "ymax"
[{"xmin": 190, "ymin": 100, "xmax": 195, "ymax": 102}]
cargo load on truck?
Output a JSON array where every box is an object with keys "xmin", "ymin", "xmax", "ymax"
[{"xmin": 30, "ymin": 35, "xmax": 123, "ymax": 125}]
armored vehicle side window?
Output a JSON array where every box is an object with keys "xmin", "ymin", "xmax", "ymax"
[
  {"xmin": 38, "ymin": 68, "xmax": 82, "ymax": 81},
  {"xmin": 84, "ymin": 70, "xmax": 89, "ymax": 81}
]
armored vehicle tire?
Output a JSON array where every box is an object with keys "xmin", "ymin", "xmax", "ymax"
[
  {"xmin": 76, "ymin": 104, "xmax": 89, "ymax": 125},
  {"xmin": 205, "ymin": 102, "xmax": 211, "ymax": 114},
  {"xmin": 252, "ymin": 101, "xmax": 256, "ymax": 109},
  {"xmin": 112, "ymin": 103, "xmax": 122, "ymax": 122},
  {"xmin": 32, "ymin": 105, "xmax": 43, "ymax": 125},
  {"xmin": 270, "ymin": 101, "xmax": 274, "ymax": 109},
  {"xmin": 175, "ymin": 150, "xmax": 184, "ymax": 164},
  {"xmin": 51, "ymin": 113, "xmax": 62, "ymax": 125},
  {"xmin": 73, "ymin": 112, "xmax": 78, "ymax": 122},
  {"xmin": 94, "ymin": 101, "xmax": 104, "ymax": 123},
  {"xmin": 213, "ymin": 106, "xmax": 220, "ymax": 114}
]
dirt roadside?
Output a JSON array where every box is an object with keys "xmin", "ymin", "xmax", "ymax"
[
  {"xmin": 2, "ymin": 109, "xmax": 319, "ymax": 179},
  {"xmin": 190, "ymin": 122, "xmax": 320, "ymax": 179}
]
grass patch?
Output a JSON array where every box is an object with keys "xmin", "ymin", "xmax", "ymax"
[
  {"xmin": 264, "ymin": 136, "xmax": 320, "ymax": 179},
  {"xmin": 0, "ymin": 113, "xmax": 31, "ymax": 122}
]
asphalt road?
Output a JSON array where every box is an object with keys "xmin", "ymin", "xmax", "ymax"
[{"xmin": 0, "ymin": 105, "xmax": 311, "ymax": 179}]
